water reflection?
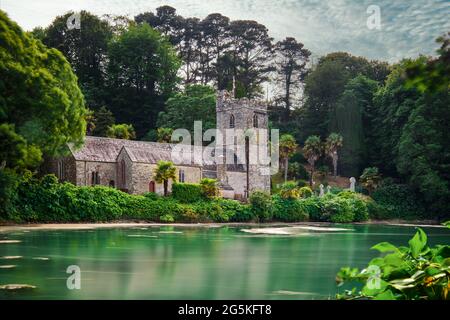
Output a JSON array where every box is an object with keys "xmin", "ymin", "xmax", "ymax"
[{"xmin": 0, "ymin": 224, "xmax": 448, "ymax": 299}]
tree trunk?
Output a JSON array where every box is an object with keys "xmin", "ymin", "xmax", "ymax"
[
  {"xmin": 284, "ymin": 157, "xmax": 288, "ymax": 182},
  {"xmin": 163, "ymin": 180, "xmax": 168, "ymax": 196},
  {"xmin": 333, "ymin": 155, "xmax": 338, "ymax": 178},
  {"xmin": 309, "ymin": 163, "xmax": 315, "ymax": 186}
]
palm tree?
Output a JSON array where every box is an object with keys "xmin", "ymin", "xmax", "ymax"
[
  {"xmin": 325, "ymin": 133, "xmax": 343, "ymax": 178},
  {"xmin": 153, "ymin": 161, "xmax": 177, "ymax": 196},
  {"xmin": 360, "ymin": 167, "xmax": 381, "ymax": 195},
  {"xmin": 157, "ymin": 127, "xmax": 174, "ymax": 143},
  {"xmin": 303, "ymin": 135, "xmax": 323, "ymax": 186},
  {"xmin": 279, "ymin": 134, "xmax": 298, "ymax": 182}
]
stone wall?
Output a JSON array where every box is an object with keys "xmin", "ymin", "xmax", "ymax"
[
  {"xmin": 75, "ymin": 161, "xmax": 117, "ymax": 187},
  {"xmin": 130, "ymin": 163, "xmax": 202, "ymax": 195},
  {"xmin": 45, "ymin": 155, "xmax": 77, "ymax": 184},
  {"xmin": 226, "ymin": 171, "xmax": 247, "ymax": 197}
]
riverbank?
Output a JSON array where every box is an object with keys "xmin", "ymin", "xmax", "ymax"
[{"xmin": 0, "ymin": 219, "xmax": 445, "ymax": 232}]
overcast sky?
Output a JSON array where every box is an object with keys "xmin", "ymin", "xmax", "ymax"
[{"xmin": 1, "ymin": 0, "xmax": 449, "ymax": 62}]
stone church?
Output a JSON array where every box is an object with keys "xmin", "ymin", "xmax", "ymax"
[{"xmin": 47, "ymin": 90, "xmax": 271, "ymax": 199}]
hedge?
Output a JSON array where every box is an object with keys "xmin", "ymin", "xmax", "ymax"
[
  {"xmin": 0, "ymin": 172, "xmax": 394, "ymax": 224},
  {"xmin": 172, "ymin": 182, "xmax": 203, "ymax": 203}
]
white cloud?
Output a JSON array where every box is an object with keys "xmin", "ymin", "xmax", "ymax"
[{"xmin": 1, "ymin": 0, "xmax": 448, "ymax": 62}]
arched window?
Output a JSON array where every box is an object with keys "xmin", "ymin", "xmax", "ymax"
[
  {"xmin": 178, "ymin": 169, "xmax": 185, "ymax": 183},
  {"xmin": 91, "ymin": 171, "xmax": 100, "ymax": 185},
  {"xmin": 253, "ymin": 114, "xmax": 258, "ymax": 128},
  {"xmin": 120, "ymin": 160, "xmax": 126, "ymax": 187},
  {"xmin": 57, "ymin": 160, "xmax": 64, "ymax": 181},
  {"xmin": 229, "ymin": 114, "xmax": 235, "ymax": 128}
]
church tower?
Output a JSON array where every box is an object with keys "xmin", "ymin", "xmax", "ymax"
[{"xmin": 215, "ymin": 90, "xmax": 271, "ymax": 198}]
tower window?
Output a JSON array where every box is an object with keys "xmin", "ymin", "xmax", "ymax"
[
  {"xmin": 178, "ymin": 169, "xmax": 185, "ymax": 183},
  {"xmin": 253, "ymin": 114, "xmax": 258, "ymax": 128},
  {"xmin": 229, "ymin": 114, "xmax": 235, "ymax": 128}
]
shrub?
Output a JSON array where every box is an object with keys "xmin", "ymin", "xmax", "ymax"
[
  {"xmin": 249, "ymin": 191, "xmax": 273, "ymax": 221},
  {"xmin": 299, "ymin": 197, "xmax": 322, "ymax": 221},
  {"xmin": 143, "ymin": 192, "xmax": 161, "ymax": 200},
  {"xmin": 160, "ymin": 214, "xmax": 174, "ymax": 223},
  {"xmin": 279, "ymin": 181, "xmax": 300, "ymax": 199},
  {"xmin": 172, "ymin": 182, "xmax": 203, "ymax": 203},
  {"xmin": 319, "ymin": 194, "xmax": 354, "ymax": 223},
  {"xmin": 296, "ymin": 180, "xmax": 308, "ymax": 188},
  {"xmin": 360, "ymin": 167, "xmax": 382, "ymax": 194},
  {"xmin": 272, "ymin": 194, "xmax": 309, "ymax": 222},
  {"xmin": 0, "ymin": 169, "xmax": 21, "ymax": 221},
  {"xmin": 200, "ymin": 178, "xmax": 220, "ymax": 198},
  {"xmin": 299, "ymin": 186, "xmax": 313, "ymax": 198},
  {"xmin": 372, "ymin": 184, "xmax": 426, "ymax": 219}
]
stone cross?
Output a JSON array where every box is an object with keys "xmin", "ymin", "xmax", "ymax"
[
  {"xmin": 349, "ymin": 177, "xmax": 356, "ymax": 192},
  {"xmin": 327, "ymin": 185, "xmax": 332, "ymax": 194},
  {"xmin": 319, "ymin": 184, "xmax": 325, "ymax": 197}
]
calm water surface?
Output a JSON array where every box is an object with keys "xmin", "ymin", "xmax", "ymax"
[{"xmin": 0, "ymin": 224, "xmax": 449, "ymax": 299}]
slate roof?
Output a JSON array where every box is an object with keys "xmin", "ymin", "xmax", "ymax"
[
  {"xmin": 68, "ymin": 136, "xmax": 245, "ymax": 171},
  {"xmin": 68, "ymin": 136, "xmax": 197, "ymax": 166}
]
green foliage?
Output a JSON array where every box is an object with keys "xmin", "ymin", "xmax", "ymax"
[
  {"xmin": 159, "ymin": 214, "xmax": 174, "ymax": 223},
  {"xmin": 279, "ymin": 181, "xmax": 300, "ymax": 199},
  {"xmin": 298, "ymin": 186, "xmax": 313, "ymax": 198},
  {"xmin": 3, "ymin": 170, "xmax": 374, "ymax": 224},
  {"xmin": 300, "ymin": 52, "xmax": 389, "ymax": 140},
  {"xmin": 279, "ymin": 134, "xmax": 298, "ymax": 182},
  {"xmin": 172, "ymin": 182, "xmax": 203, "ymax": 203},
  {"xmin": 272, "ymin": 195, "xmax": 309, "ymax": 222},
  {"xmin": 107, "ymin": 22, "xmax": 180, "ymax": 138},
  {"xmin": 0, "ymin": 169, "xmax": 20, "ymax": 221},
  {"xmin": 249, "ymin": 191, "xmax": 273, "ymax": 221},
  {"xmin": 200, "ymin": 178, "xmax": 220, "ymax": 199},
  {"xmin": 325, "ymin": 132, "xmax": 343, "ymax": 177},
  {"xmin": 0, "ymin": 124, "xmax": 42, "ymax": 170},
  {"xmin": 40, "ymin": 10, "xmax": 113, "ymax": 109},
  {"xmin": 92, "ymin": 107, "xmax": 115, "ymax": 137},
  {"xmin": 319, "ymin": 194, "xmax": 355, "ymax": 223},
  {"xmin": 156, "ymin": 127, "xmax": 174, "ymax": 143},
  {"xmin": 106, "ymin": 124, "xmax": 136, "ymax": 140},
  {"xmin": 360, "ymin": 167, "xmax": 382, "ymax": 194},
  {"xmin": 336, "ymin": 228, "xmax": 450, "ymax": 300},
  {"xmin": 330, "ymin": 76, "xmax": 379, "ymax": 177},
  {"xmin": 372, "ymin": 183, "xmax": 426, "ymax": 219},
  {"xmin": 0, "ymin": 10, "xmax": 87, "ymax": 169},
  {"xmin": 157, "ymin": 85, "xmax": 216, "ymax": 136}
]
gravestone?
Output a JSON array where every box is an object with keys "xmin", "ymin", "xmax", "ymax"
[
  {"xmin": 349, "ymin": 177, "xmax": 356, "ymax": 192},
  {"xmin": 319, "ymin": 184, "xmax": 325, "ymax": 197}
]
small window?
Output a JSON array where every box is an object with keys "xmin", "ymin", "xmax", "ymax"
[
  {"xmin": 178, "ymin": 169, "xmax": 185, "ymax": 183},
  {"xmin": 229, "ymin": 114, "xmax": 235, "ymax": 128},
  {"xmin": 91, "ymin": 171, "xmax": 100, "ymax": 185},
  {"xmin": 109, "ymin": 180, "xmax": 115, "ymax": 188},
  {"xmin": 253, "ymin": 114, "xmax": 258, "ymax": 128}
]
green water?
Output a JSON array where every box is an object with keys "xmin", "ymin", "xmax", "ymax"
[{"xmin": 0, "ymin": 224, "xmax": 449, "ymax": 300}]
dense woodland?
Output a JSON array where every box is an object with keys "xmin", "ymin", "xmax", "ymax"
[{"xmin": 0, "ymin": 6, "xmax": 449, "ymax": 219}]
